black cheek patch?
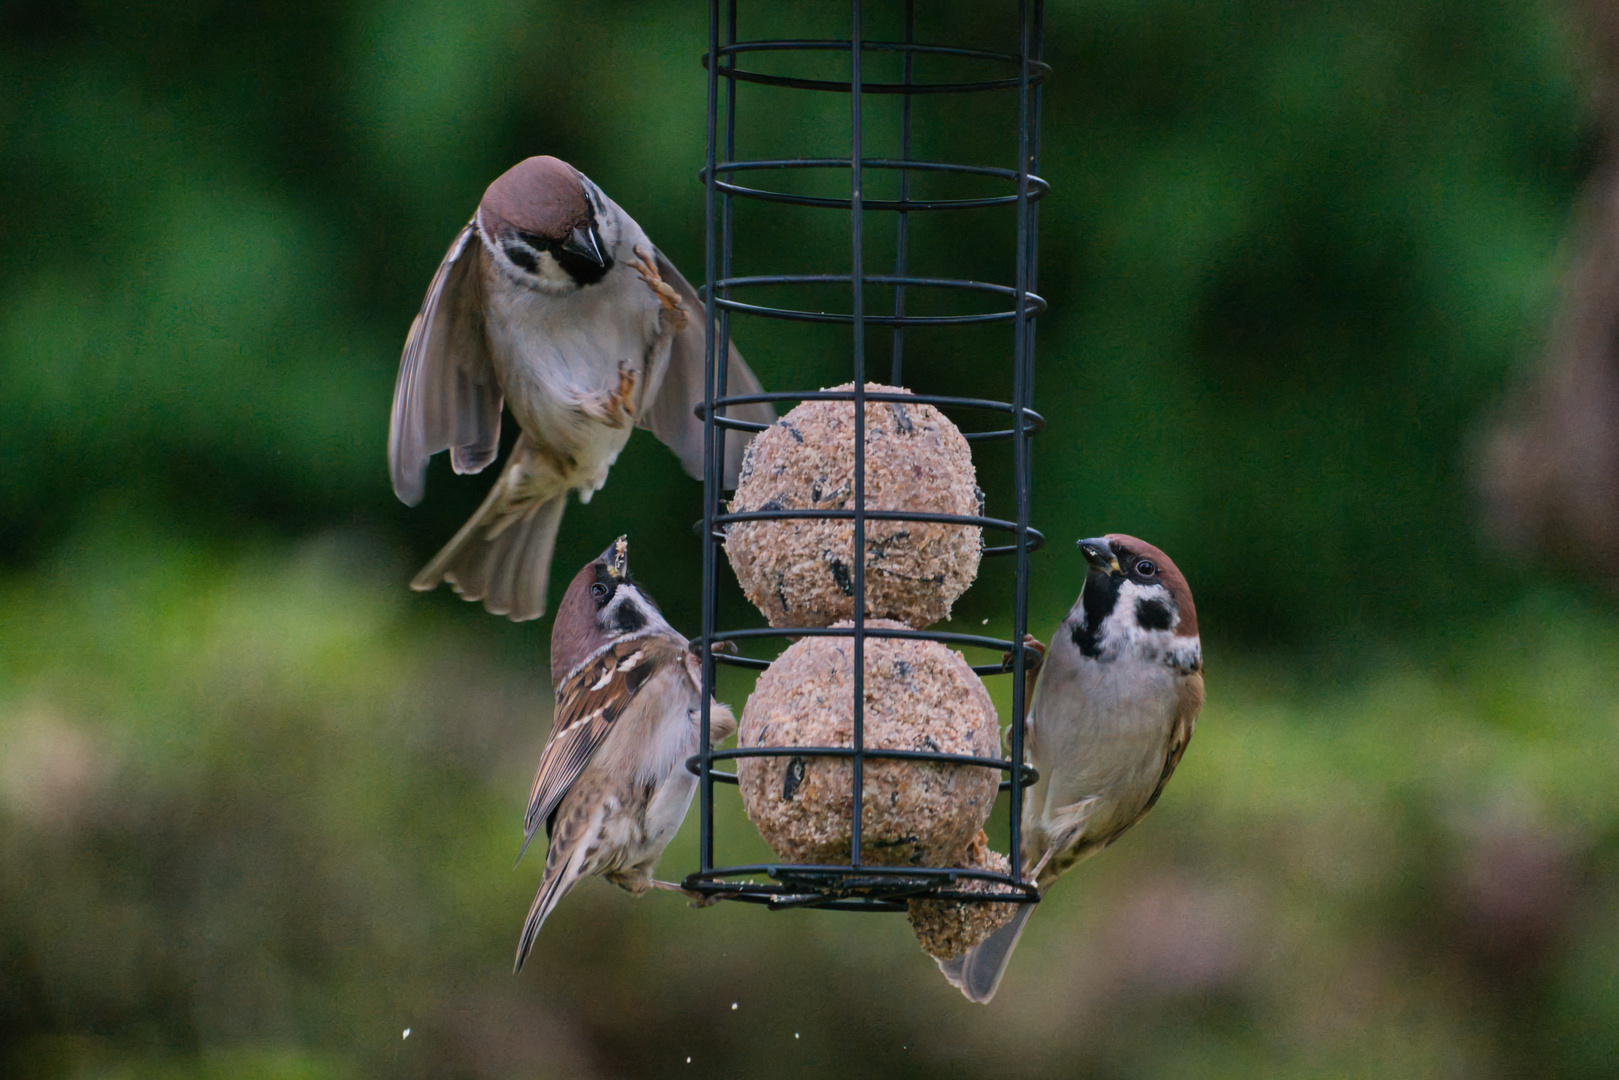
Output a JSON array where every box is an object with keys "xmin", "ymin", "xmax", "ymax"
[
  {"xmin": 1136, "ymin": 598, "xmax": 1173, "ymax": 632},
  {"xmin": 553, "ymin": 245, "xmax": 611, "ymax": 287},
  {"xmin": 503, "ymin": 243, "xmax": 538, "ymax": 272},
  {"xmin": 615, "ymin": 602, "xmax": 647, "ymax": 634}
]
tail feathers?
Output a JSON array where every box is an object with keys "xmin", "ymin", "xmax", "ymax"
[
  {"xmin": 513, "ymin": 870, "xmax": 570, "ymax": 974},
  {"xmin": 514, "ymin": 835, "xmax": 596, "ymax": 973},
  {"xmin": 936, "ymin": 902, "xmax": 1035, "ymax": 1003},
  {"xmin": 412, "ymin": 437, "xmax": 567, "ymax": 622}
]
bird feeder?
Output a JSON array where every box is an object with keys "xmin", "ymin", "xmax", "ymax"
[{"xmin": 685, "ymin": 0, "xmax": 1048, "ymax": 951}]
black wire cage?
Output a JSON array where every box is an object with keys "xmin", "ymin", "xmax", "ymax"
[{"xmin": 686, "ymin": 0, "xmax": 1048, "ymax": 911}]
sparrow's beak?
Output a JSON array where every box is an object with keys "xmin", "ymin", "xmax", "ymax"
[
  {"xmin": 1078, "ymin": 537, "xmax": 1120, "ymax": 575},
  {"xmin": 601, "ymin": 535, "xmax": 629, "ymax": 579},
  {"xmin": 562, "ymin": 222, "xmax": 607, "ymax": 268}
]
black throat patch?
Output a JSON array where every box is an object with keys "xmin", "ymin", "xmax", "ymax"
[
  {"xmin": 517, "ymin": 228, "xmax": 612, "ymax": 286},
  {"xmin": 1070, "ymin": 571, "xmax": 1121, "ymax": 658}
]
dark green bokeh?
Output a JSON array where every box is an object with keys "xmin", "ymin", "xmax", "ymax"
[{"xmin": 3, "ymin": 1, "xmax": 1615, "ymax": 1078}]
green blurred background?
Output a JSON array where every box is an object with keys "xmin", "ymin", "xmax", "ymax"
[{"xmin": 3, "ymin": 0, "xmax": 1616, "ymax": 1077}]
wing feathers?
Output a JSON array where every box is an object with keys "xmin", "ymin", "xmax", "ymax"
[
  {"xmin": 519, "ymin": 635, "xmax": 688, "ymax": 857},
  {"xmin": 1127, "ymin": 670, "xmax": 1204, "ymax": 828},
  {"xmin": 641, "ymin": 248, "xmax": 775, "ymax": 487},
  {"xmin": 388, "ymin": 222, "xmax": 503, "ymax": 506}
]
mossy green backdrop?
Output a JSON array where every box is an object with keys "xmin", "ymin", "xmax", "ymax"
[{"xmin": 3, "ymin": 1, "xmax": 1615, "ymax": 1077}]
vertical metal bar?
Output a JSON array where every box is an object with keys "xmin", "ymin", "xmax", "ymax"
[
  {"xmin": 1007, "ymin": 0, "xmax": 1034, "ymax": 885},
  {"xmin": 719, "ymin": 0, "xmax": 738, "ymax": 453},
  {"xmin": 889, "ymin": 0, "xmax": 914, "ymax": 386},
  {"xmin": 1026, "ymin": 0, "xmax": 1044, "ymax": 408},
  {"xmin": 697, "ymin": 0, "xmax": 722, "ymax": 876},
  {"xmin": 849, "ymin": 0, "xmax": 866, "ymax": 869}
]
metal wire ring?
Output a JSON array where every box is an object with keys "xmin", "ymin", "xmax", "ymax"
[
  {"xmin": 703, "ymin": 624, "xmax": 1045, "ymax": 679},
  {"xmin": 681, "ymin": 864, "xmax": 1041, "ymax": 910},
  {"xmin": 702, "ymin": 274, "xmax": 1046, "ymax": 326},
  {"xmin": 702, "ymin": 39, "xmax": 1052, "ymax": 95},
  {"xmin": 697, "ymin": 390, "xmax": 1046, "ymax": 442},
  {"xmin": 686, "ymin": 746, "xmax": 1040, "ymax": 793},
  {"xmin": 700, "ymin": 158, "xmax": 1049, "ymax": 211}
]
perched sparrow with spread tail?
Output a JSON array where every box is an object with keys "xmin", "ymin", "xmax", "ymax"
[
  {"xmin": 940, "ymin": 534, "xmax": 1204, "ymax": 1003},
  {"xmin": 389, "ymin": 156, "xmax": 774, "ymax": 620},
  {"xmin": 513, "ymin": 536, "xmax": 737, "ymax": 972}
]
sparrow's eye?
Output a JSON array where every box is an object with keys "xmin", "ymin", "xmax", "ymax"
[
  {"xmin": 590, "ymin": 582, "xmax": 609, "ymax": 600},
  {"xmin": 1135, "ymin": 559, "xmax": 1157, "ymax": 577}
]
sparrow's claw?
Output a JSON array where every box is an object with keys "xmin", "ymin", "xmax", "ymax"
[
  {"xmin": 577, "ymin": 360, "xmax": 639, "ymax": 427},
  {"xmin": 1000, "ymin": 633, "xmax": 1046, "ymax": 674},
  {"xmin": 650, "ymin": 878, "xmax": 732, "ymax": 906},
  {"xmin": 689, "ymin": 638, "xmax": 739, "ymax": 657},
  {"xmin": 630, "ymin": 244, "xmax": 688, "ymax": 329},
  {"xmin": 1003, "ymin": 633, "xmax": 1045, "ymax": 725}
]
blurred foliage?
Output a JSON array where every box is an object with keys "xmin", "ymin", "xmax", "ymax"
[
  {"xmin": 3, "ymin": 537, "xmax": 1616, "ymax": 1079},
  {"xmin": 2, "ymin": 0, "xmax": 1614, "ymax": 1077},
  {"xmin": 0, "ymin": 0, "xmax": 1588, "ymax": 641}
]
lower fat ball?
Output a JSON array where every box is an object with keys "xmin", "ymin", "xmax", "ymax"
[
  {"xmin": 907, "ymin": 830, "xmax": 1021, "ymax": 960},
  {"xmin": 724, "ymin": 383, "xmax": 982, "ymax": 629},
  {"xmin": 737, "ymin": 620, "xmax": 1000, "ymax": 868}
]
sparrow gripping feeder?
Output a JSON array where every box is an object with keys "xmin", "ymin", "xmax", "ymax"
[{"xmin": 688, "ymin": 0, "xmax": 1048, "ymax": 917}]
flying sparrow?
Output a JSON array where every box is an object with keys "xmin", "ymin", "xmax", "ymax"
[
  {"xmin": 939, "ymin": 534, "xmax": 1204, "ymax": 1003},
  {"xmin": 388, "ymin": 155, "xmax": 774, "ymax": 620},
  {"xmin": 513, "ymin": 536, "xmax": 737, "ymax": 972}
]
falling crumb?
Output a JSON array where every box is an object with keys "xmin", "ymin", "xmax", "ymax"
[
  {"xmin": 981, "ymin": 618, "xmax": 989, "ymax": 625},
  {"xmin": 686, "ymin": 1057, "xmax": 692, "ymax": 1064},
  {"xmin": 402, "ymin": 1029, "xmax": 411, "ymax": 1040},
  {"xmin": 795, "ymin": 1033, "xmax": 801, "ymax": 1039},
  {"xmin": 731, "ymin": 1002, "xmax": 738, "ymax": 1010}
]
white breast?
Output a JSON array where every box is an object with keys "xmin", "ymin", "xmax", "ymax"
[
  {"xmin": 597, "ymin": 660, "xmax": 705, "ymax": 850},
  {"xmin": 1030, "ymin": 637, "xmax": 1176, "ymax": 825},
  {"xmin": 480, "ymin": 224, "xmax": 667, "ymax": 497}
]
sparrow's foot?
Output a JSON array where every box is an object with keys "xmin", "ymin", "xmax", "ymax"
[
  {"xmin": 577, "ymin": 360, "xmax": 639, "ymax": 427},
  {"xmin": 689, "ymin": 639, "xmax": 739, "ymax": 657},
  {"xmin": 1002, "ymin": 633, "xmax": 1046, "ymax": 726},
  {"xmin": 630, "ymin": 245, "xmax": 688, "ymax": 330},
  {"xmin": 1000, "ymin": 633, "xmax": 1046, "ymax": 674},
  {"xmin": 650, "ymin": 878, "xmax": 731, "ymax": 906}
]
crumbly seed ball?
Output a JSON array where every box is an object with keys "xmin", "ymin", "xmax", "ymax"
[
  {"xmin": 907, "ymin": 830, "xmax": 1021, "ymax": 960},
  {"xmin": 726, "ymin": 383, "xmax": 981, "ymax": 629},
  {"xmin": 737, "ymin": 621, "xmax": 999, "ymax": 867}
]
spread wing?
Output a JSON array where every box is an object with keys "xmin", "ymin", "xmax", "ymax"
[
  {"xmin": 388, "ymin": 221, "xmax": 504, "ymax": 506},
  {"xmin": 640, "ymin": 247, "xmax": 776, "ymax": 488},
  {"xmin": 518, "ymin": 634, "xmax": 688, "ymax": 860}
]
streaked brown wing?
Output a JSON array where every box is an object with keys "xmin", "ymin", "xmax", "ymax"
[
  {"xmin": 639, "ymin": 247, "xmax": 775, "ymax": 487},
  {"xmin": 519, "ymin": 634, "xmax": 686, "ymax": 855},
  {"xmin": 387, "ymin": 221, "xmax": 504, "ymax": 506}
]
